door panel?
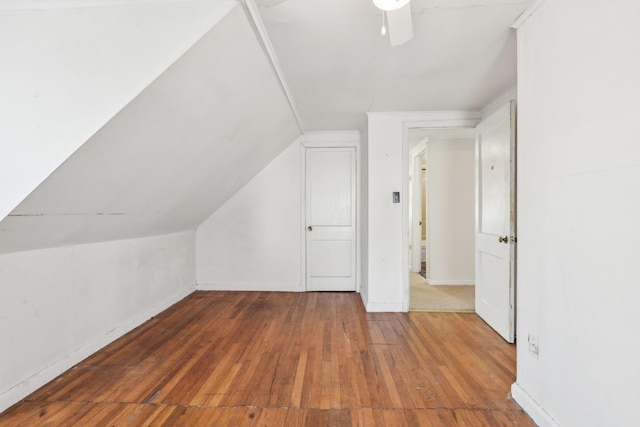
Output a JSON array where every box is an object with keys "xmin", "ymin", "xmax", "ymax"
[
  {"xmin": 479, "ymin": 118, "xmax": 511, "ymax": 236},
  {"xmin": 306, "ymin": 147, "xmax": 356, "ymax": 291},
  {"xmin": 309, "ymin": 240, "xmax": 352, "ymax": 277},
  {"xmin": 308, "ymin": 150, "xmax": 353, "ymax": 226},
  {"xmin": 475, "ymin": 101, "xmax": 516, "ymax": 342}
]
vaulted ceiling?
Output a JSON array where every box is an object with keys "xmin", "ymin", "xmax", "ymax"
[
  {"xmin": 256, "ymin": 0, "xmax": 532, "ymax": 130},
  {"xmin": 0, "ymin": 0, "xmax": 531, "ymax": 253},
  {"xmin": 0, "ymin": 4, "xmax": 300, "ymax": 253}
]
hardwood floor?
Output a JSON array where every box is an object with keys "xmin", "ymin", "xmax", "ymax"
[{"xmin": 0, "ymin": 292, "xmax": 534, "ymax": 426}]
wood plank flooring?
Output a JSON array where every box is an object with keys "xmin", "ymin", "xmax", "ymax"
[{"xmin": 0, "ymin": 291, "xmax": 535, "ymax": 426}]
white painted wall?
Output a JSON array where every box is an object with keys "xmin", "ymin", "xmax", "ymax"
[
  {"xmin": 0, "ymin": 0, "xmax": 236, "ymax": 222},
  {"xmin": 365, "ymin": 112, "xmax": 480, "ymax": 312},
  {"xmin": 365, "ymin": 116, "xmax": 406, "ymax": 311},
  {"xmin": 0, "ymin": 231, "xmax": 196, "ymax": 413},
  {"xmin": 196, "ymin": 131, "xmax": 360, "ymax": 292},
  {"xmin": 512, "ymin": 1, "xmax": 640, "ymax": 426},
  {"xmin": 425, "ymin": 138, "xmax": 475, "ymax": 285},
  {"xmin": 196, "ymin": 138, "xmax": 304, "ymax": 291},
  {"xmin": 0, "ymin": 6, "xmax": 301, "ymax": 254}
]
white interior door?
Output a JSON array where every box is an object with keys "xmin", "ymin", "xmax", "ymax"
[
  {"xmin": 305, "ymin": 147, "xmax": 356, "ymax": 291},
  {"xmin": 475, "ymin": 101, "xmax": 516, "ymax": 343},
  {"xmin": 411, "ymin": 152, "xmax": 424, "ymax": 273}
]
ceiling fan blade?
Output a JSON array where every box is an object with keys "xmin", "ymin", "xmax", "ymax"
[
  {"xmin": 257, "ymin": 0, "xmax": 289, "ymax": 6},
  {"xmin": 387, "ymin": 3, "xmax": 413, "ymax": 46}
]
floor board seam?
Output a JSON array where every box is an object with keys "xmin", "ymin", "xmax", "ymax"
[
  {"xmin": 2, "ymin": 293, "xmax": 531, "ymax": 424},
  {"xmin": 22, "ymin": 399, "xmax": 528, "ymax": 413}
]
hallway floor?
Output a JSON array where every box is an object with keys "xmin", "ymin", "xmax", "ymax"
[{"xmin": 410, "ymin": 272, "xmax": 475, "ymax": 312}]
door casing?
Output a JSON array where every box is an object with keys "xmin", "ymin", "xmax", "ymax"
[
  {"xmin": 410, "ymin": 145, "xmax": 426, "ymax": 274},
  {"xmin": 401, "ymin": 114, "xmax": 482, "ymax": 312},
  {"xmin": 301, "ymin": 132, "xmax": 361, "ymax": 292}
]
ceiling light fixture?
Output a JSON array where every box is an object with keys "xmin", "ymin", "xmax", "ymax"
[
  {"xmin": 372, "ymin": 0, "xmax": 414, "ymax": 46},
  {"xmin": 373, "ymin": 0, "xmax": 410, "ymax": 12}
]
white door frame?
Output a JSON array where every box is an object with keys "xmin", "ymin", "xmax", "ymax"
[
  {"xmin": 301, "ymin": 131, "xmax": 361, "ymax": 292},
  {"xmin": 410, "ymin": 143, "xmax": 427, "ymax": 273},
  {"xmin": 401, "ymin": 113, "xmax": 481, "ymax": 312}
]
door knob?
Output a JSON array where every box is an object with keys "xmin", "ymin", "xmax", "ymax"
[
  {"xmin": 307, "ymin": 226, "xmax": 313, "ymax": 231},
  {"xmin": 498, "ymin": 235, "xmax": 509, "ymax": 243}
]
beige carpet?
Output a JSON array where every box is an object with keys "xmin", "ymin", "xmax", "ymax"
[{"xmin": 410, "ymin": 273, "xmax": 475, "ymax": 312}]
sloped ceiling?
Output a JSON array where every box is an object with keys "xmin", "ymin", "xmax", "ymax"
[
  {"xmin": 0, "ymin": 0, "xmax": 237, "ymax": 221},
  {"xmin": 257, "ymin": 0, "xmax": 532, "ymax": 130},
  {"xmin": 0, "ymin": 0, "xmax": 531, "ymax": 253},
  {"xmin": 0, "ymin": 5, "xmax": 301, "ymax": 253}
]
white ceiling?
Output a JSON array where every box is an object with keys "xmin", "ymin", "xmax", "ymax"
[
  {"xmin": 0, "ymin": 6, "xmax": 300, "ymax": 253},
  {"xmin": 0, "ymin": 0, "xmax": 531, "ymax": 253},
  {"xmin": 0, "ymin": 0, "xmax": 235, "ymax": 222},
  {"xmin": 256, "ymin": 0, "xmax": 532, "ymax": 130}
]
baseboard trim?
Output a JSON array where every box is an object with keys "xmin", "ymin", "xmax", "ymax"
[
  {"xmin": 511, "ymin": 382, "xmax": 561, "ymax": 427},
  {"xmin": 359, "ymin": 288, "xmax": 403, "ymax": 312},
  {"xmin": 365, "ymin": 302, "xmax": 403, "ymax": 312},
  {"xmin": 426, "ymin": 279, "xmax": 475, "ymax": 286},
  {"xmin": 197, "ymin": 281, "xmax": 303, "ymax": 292},
  {"xmin": 0, "ymin": 285, "xmax": 195, "ymax": 414},
  {"xmin": 360, "ymin": 290, "xmax": 369, "ymax": 310}
]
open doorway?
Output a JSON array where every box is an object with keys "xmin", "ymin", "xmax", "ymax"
[{"xmin": 407, "ymin": 128, "xmax": 476, "ymax": 312}]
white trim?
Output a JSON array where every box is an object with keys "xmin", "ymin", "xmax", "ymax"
[
  {"xmin": 410, "ymin": 146, "xmax": 426, "ymax": 273},
  {"xmin": 366, "ymin": 302, "xmax": 405, "ymax": 312},
  {"xmin": 402, "ymin": 122, "xmax": 410, "ymax": 311},
  {"xmin": 511, "ymin": 382, "xmax": 561, "ymax": 427},
  {"xmin": 481, "ymin": 86, "xmax": 517, "ymax": 119},
  {"xmin": 241, "ymin": 0, "xmax": 304, "ymax": 133},
  {"xmin": 197, "ymin": 282, "xmax": 303, "ymax": 292},
  {"xmin": 360, "ymin": 288, "xmax": 369, "ymax": 310},
  {"xmin": 411, "ymin": 140, "xmax": 430, "ymax": 281},
  {"xmin": 368, "ymin": 111, "xmax": 482, "ymax": 123},
  {"xmin": 426, "ymin": 279, "xmax": 475, "ymax": 286},
  {"xmin": 424, "ymin": 146, "xmax": 431, "ymax": 281},
  {"xmin": 356, "ymin": 137, "xmax": 362, "ymax": 293},
  {"xmin": 511, "ymin": 0, "xmax": 548, "ymax": 29},
  {"xmin": 398, "ymin": 111, "xmax": 482, "ymax": 312},
  {"xmin": 0, "ymin": 285, "xmax": 194, "ymax": 413},
  {"xmin": 302, "ymin": 131, "xmax": 361, "ymax": 147},
  {"xmin": 0, "ymin": 0, "xmax": 234, "ymax": 10},
  {"xmin": 301, "ymin": 133, "xmax": 361, "ymax": 293},
  {"xmin": 409, "ymin": 139, "xmax": 428, "ymax": 162},
  {"xmin": 299, "ymin": 140, "xmax": 307, "ymax": 291}
]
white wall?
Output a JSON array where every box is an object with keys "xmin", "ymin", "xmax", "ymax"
[
  {"xmin": 512, "ymin": 1, "xmax": 640, "ymax": 426},
  {"xmin": 0, "ymin": 231, "xmax": 196, "ymax": 413},
  {"xmin": 365, "ymin": 112, "xmax": 480, "ymax": 312},
  {"xmin": 196, "ymin": 138, "xmax": 304, "ymax": 291},
  {"xmin": 426, "ymin": 138, "xmax": 475, "ymax": 285},
  {"xmin": 365, "ymin": 117, "xmax": 406, "ymax": 311},
  {"xmin": 0, "ymin": 5, "xmax": 301, "ymax": 254},
  {"xmin": 0, "ymin": 0, "xmax": 236, "ymax": 222},
  {"xmin": 196, "ymin": 131, "xmax": 360, "ymax": 292}
]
